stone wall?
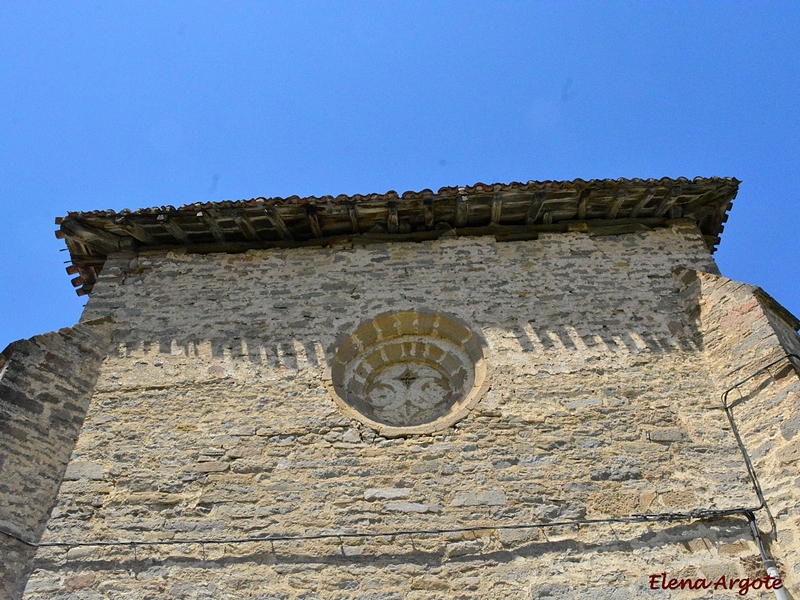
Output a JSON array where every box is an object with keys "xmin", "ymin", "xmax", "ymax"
[
  {"xmin": 0, "ymin": 319, "xmax": 114, "ymax": 598},
  {"xmin": 685, "ymin": 270, "xmax": 800, "ymax": 589},
  {"xmin": 19, "ymin": 224, "xmax": 795, "ymax": 598}
]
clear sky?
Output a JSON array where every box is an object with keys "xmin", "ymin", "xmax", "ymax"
[{"xmin": 1, "ymin": 2, "xmax": 798, "ymax": 349}]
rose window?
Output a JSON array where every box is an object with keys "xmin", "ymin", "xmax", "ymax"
[{"xmin": 326, "ymin": 310, "xmax": 489, "ymax": 436}]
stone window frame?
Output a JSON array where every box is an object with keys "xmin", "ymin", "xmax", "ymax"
[{"xmin": 324, "ymin": 309, "xmax": 491, "ymax": 437}]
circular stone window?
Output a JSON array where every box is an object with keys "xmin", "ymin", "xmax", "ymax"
[{"xmin": 325, "ymin": 310, "xmax": 490, "ymax": 436}]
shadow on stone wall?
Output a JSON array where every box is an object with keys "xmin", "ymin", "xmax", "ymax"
[
  {"xmin": 676, "ymin": 267, "xmax": 800, "ymax": 592},
  {"xmin": 0, "ymin": 318, "xmax": 114, "ymax": 600},
  {"xmin": 111, "ymin": 320, "xmax": 702, "ymax": 372},
  {"xmin": 28, "ymin": 518, "xmax": 751, "ymax": 574}
]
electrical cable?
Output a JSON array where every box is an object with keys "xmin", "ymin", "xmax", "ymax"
[
  {"xmin": 721, "ymin": 353, "xmax": 799, "ymax": 537},
  {"xmin": 0, "ymin": 506, "xmax": 764, "ymax": 549},
  {"xmin": 1, "ymin": 354, "xmax": 795, "ymax": 570}
]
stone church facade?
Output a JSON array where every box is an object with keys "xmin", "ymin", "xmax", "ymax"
[{"xmin": 1, "ymin": 177, "xmax": 799, "ymax": 599}]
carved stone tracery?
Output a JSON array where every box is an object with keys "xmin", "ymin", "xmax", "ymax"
[{"xmin": 327, "ymin": 310, "xmax": 489, "ymax": 436}]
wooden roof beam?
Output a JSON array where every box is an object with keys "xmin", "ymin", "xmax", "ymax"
[
  {"xmin": 654, "ymin": 186, "xmax": 682, "ymax": 217},
  {"xmin": 491, "ymin": 194, "xmax": 503, "ymax": 225},
  {"xmin": 157, "ymin": 214, "xmax": 192, "ymax": 244},
  {"xmin": 197, "ymin": 210, "xmax": 227, "ymax": 243},
  {"xmin": 525, "ymin": 192, "xmax": 547, "ymax": 225},
  {"xmin": 347, "ymin": 204, "xmax": 359, "ymax": 234},
  {"xmin": 423, "ymin": 199, "xmax": 435, "ymax": 229},
  {"xmin": 455, "ymin": 190, "xmax": 469, "ymax": 227},
  {"xmin": 577, "ymin": 189, "xmax": 592, "ymax": 219},
  {"xmin": 605, "ymin": 190, "xmax": 627, "ymax": 219},
  {"xmin": 264, "ymin": 207, "xmax": 294, "ymax": 241},
  {"xmin": 305, "ymin": 207, "xmax": 323, "ymax": 238},
  {"xmin": 59, "ymin": 217, "xmax": 133, "ymax": 253},
  {"xmin": 629, "ymin": 188, "xmax": 656, "ymax": 218},
  {"xmin": 387, "ymin": 202, "xmax": 399, "ymax": 233},
  {"xmin": 114, "ymin": 217, "xmax": 159, "ymax": 245},
  {"xmin": 232, "ymin": 210, "xmax": 261, "ymax": 241}
]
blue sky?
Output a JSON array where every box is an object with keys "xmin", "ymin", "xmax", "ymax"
[{"xmin": 1, "ymin": 2, "xmax": 798, "ymax": 349}]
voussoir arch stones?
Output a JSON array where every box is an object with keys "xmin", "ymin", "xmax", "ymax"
[{"xmin": 325, "ymin": 310, "xmax": 490, "ymax": 437}]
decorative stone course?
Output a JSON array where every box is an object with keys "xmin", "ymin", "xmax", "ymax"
[{"xmin": 6, "ymin": 225, "xmax": 799, "ymax": 598}]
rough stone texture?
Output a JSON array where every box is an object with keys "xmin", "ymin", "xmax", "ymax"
[
  {"xmin": 11, "ymin": 224, "xmax": 799, "ymax": 598},
  {"xmin": 0, "ymin": 318, "xmax": 114, "ymax": 599},
  {"xmin": 685, "ymin": 270, "xmax": 800, "ymax": 590}
]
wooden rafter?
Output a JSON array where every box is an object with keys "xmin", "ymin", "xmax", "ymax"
[
  {"xmin": 347, "ymin": 204, "xmax": 359, "ymax": 234},
  {"xmin": 491, "ymin": 195, "xmax": 503, "ymax": 225},
  {"xmin": 605, "ymin": 190, "xmax": 627, "ymax": 219},
  {"xmin": 577, "ymin": 189, "xmax": 591, "ymax": 220},
  {"xmin": 264, "ymin": 207, "xmax": 294, "ymax": 241},
  {"xmin": 199, "ymin": 210, "xmax": 227, "ymax": 243},
  {"xmin": 387, "ymin": 202, "xmax": 399, "ymax": 234},
  {"xmin": 526, "ymin": 192, "xmax": 548, "ymax": 225},
  {"xmin": 232, "ymin": 210, "xmax": 261, "ymax": 241},
  {"xmin": 423, "ymin": 199, "xmax": 435, "ymax": 229},
  {"xmin": 114, "ymin": 217, "xmax": 159, "ymax": 245},
  {"xmin": 455, "ymin": 191, "xmax": 469, "ymax": 227},
  {"xmin": 54, "ymin": 177, "xmax": 740, "ymax": 296},
  {"xmin": 654, "ymin": 187, "xmax": 681, "ymax": 217},
  {"xmin": 157, "ymin": 215, "xmax": 192, "ymax": 244},
  {"xmin": 629, "ymin": 188, "xmax": 656, "ymax": 218},
  {"xmin": 60, "ymin": 218, "xmax": 130, "ymax": 253},
  {"xmin": 306, "ymin": 207, "xmax": 323, "ymax": 238}
]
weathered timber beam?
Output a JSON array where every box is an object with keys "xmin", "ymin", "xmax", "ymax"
[
  {"xmin": 491, "ymin": 194, "xmax": 503, "ymax": 225},
  {"xmin": 69, "ymin": 257, "xmax": 109, "ymax": 269},
  {"xmin": 423, "ymin": 199, "xmax": 435, "ymax": 229},
  {"xmin": 605, "ymin": 190, "xmax": 627, "ymax": 219},
  {"xmin": 306, "ymin": 207, "xmax": 323, "ymax": 238},
  {"xmin": 114, "ymin": 217, "xmax": 159, "ymax": 245},
  {"xmin": 133, "ymin": 219, "xmax": 675, "ymax": 256},
  {"xmin": 264, "ymin": 207, "xmax": 294, "ymax": 241},
  {"xmin": 387, "ymin": 202, "xmax": 399, "ymax": 234},
  {"xmin": 73, "ymin": 264, "xmax": 100, "ymax": 296},
  {"xmin": 59, "ymin": 218, "xmax": 133, "ymax": 253},
  {"xmin": 156, "ymin": 214, "xmax": 192, "ymax": 244},
  {"xmin": 702, "ymin": 234, "xmax": 721, "ymax": 251},
  {"xmin": 525, "ymin": 192, "xmax": 548, "ymax": 225},
  {"xmin": 455, "ymin": 190, "xmax": 469, "ymax": 227},
  {"xmin": 494, "ymin": 230, "xmax": 540, "ymax": 242},
  {"xmin": 232, "ymin": 210, "xmax": 261, "ymax": 241},
  {"xmin": 347, "ymin": 204, "xmax": 359, "ymax": 234},
  {"xmin": 679, "ymin": 187, "xmax": 731, "ymax": 219},
  {"xmin": 577, "ymin": 189, "xmax": 591, "ymax": 219},
  {"xmin": 587, "ymin": 221, "xmax": 651, "ymax": 236},
  {"xmin": 198, "ymin": 210, "xmax": 227, "ymax": 243},
  {"xmin": 629, "ymin": 188, "xmax": 656, "ymax": 218},
  {"xmin": 654, "ymin": 187, "xmax": 681, "ymax": 217}
]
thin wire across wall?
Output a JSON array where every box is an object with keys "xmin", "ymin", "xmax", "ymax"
[
  {"xmin": 0, "ymin": 506, "xmax": 764, "ymax": 549},
  {"xmin": 1, "ymin": 354, "xmax": 796, "ymax": 555}
]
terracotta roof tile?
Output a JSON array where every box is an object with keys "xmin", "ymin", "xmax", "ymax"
[{"xmin": 57, "ymin": 176, "xmax": 739, "ymax": 295}]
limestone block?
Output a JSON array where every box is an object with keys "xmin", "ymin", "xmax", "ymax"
[
  {"xmin": 450, "ymin": 490, "xmax": 507, "ymax": 507},
  {"xmin": 364, "ymin": 488, "xmax": 412, "ymax": 501},
  {"xmin": 648, "ymin": 428, "xmax": 687, "ymax": 443},
  {"xmin": 383, "ymin": 502, "xmax": 442, "ymax": 513}
]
